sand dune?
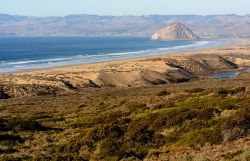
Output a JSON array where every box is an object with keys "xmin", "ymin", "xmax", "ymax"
[{"xmin": 1, "ymin": 41, "xmax": 250, "ymax": 98}]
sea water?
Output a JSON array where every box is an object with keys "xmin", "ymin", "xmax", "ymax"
[{"xmin": 0, "ymin": 37, "xmax": 225, "ymax": 73}]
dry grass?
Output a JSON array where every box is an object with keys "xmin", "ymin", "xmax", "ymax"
[{"xmin": 0, "ymin": 74, "xmax": 250, "ymax": 161}]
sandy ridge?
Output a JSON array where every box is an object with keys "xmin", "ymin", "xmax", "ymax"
[{"xmin": 0, "ymin": 40, "xmax": 250, "ymax": 97}]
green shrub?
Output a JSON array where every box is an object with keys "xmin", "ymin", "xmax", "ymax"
[
  {"xmin": 30, "ymin": 113, "xmax": 52, "ymax": 120},
  {"xmin": 2, "ymin": 115, "xmax": 54, "ymax": 132},
  {"xmin": 0, "ymin": 148, "xmax": 18, "ymax": 154},
  {"xmin": 152, "ymin": 101, "xmax": 175, "ymax": 110},
  {"xmin": 0, "ymin": 155, "xmax": 25, "ymax": 161},
  {"xmin": 33, "ymin": 155, "xmax": 87, "ymax": 161},
  {"xmin": 5, "ymin": 117, "xmax": 45, "ymax": 131},
  {"xmin": 223, "ymin": 106, "xmax": 250, "ymax": 129},
  {"xmin": 82, "ymin": 111, "xmax": 131, "ymax": 127},
  {"xmin": 103, "ymin": 156, "xmax": 120, "ymax": 161},
  {"xmin": 96, "ymin": 138, "xmax": 122, "ymax": 160},
  {"xmin": 125, "ymin": 102, "xmax": 147, "ymax": 111},
  {"xmin": 222, "ymin": 106, "xmax": 250, "ymax": 140},
  {"xmin": 245, "ymin": 154, "xmax": 250, "ymax": 161},
  {"xmin": 0, "ymin": 105, "xmax": 6, "ymax": 111},
  {"xmin": 196, "ymin": 107, "xmax": 220, "ymax": 119},
  {"xmin": 155, "ymin": 90, "xmax": 170, "ymax": 96},
  {"xmin": 217, "ymin": 88, "xmax": 231, "ymax": 96},
  {"xmin": 178, "ymin": 127, "xmax": 223, "ymax": 147},
  {"xmin": 178, "ymin": 119, "xmax": 210, "ymax": 133},
  {"xmin": 0, "ymin": 134, "xmax": 24, "ymax": 146},
  {"xmin": 125, "ymin": 127, "xmax": 154, "ymax": 145},
  {"xmin": 222, "ymin": 150, "xmax": 243, "ymax": 160},
  {"xmin": 146, "ymin": 107, "xmax": 191, "ymax": 131},
  {"xmin": 85, "ymin": 124, "xmax": 124, "ymax": 142},
  {"xmin": 184, "ymin": 88, "xmax": 205, "ymax": 93},
  {"xmin": 216, "ymin": 87, "xmax": 246, "ymax": 96},
  {"xmin": 43, "ymin": 115, "xmax": 64, "ymax": 122},
  {"xmin": 232, "ymin": 86, "xmax": 246, "ymax": 94},
  {"xmin": 177, "ymin": 96, "xmax": 240, "ymax": 110}
]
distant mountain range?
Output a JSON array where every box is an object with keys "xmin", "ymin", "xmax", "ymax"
[{"xmin": 0, "ymin": 14, "xmax": 250, "ymax": 37}]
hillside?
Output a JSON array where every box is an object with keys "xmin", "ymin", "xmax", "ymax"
[
  {"xmin": 0, "ymin": 73, "xmax": 250, "ymax": 161},
  {"xmin": 151, "ymin": 22, "xmax": 200, "ymax": 40},
  {"xmin": 0, "ymin": 14, "xmax": 250, "ymax": 37},
  {"xmin": 0, "ymin": 42, "xmax": 250, "ymax": 161},
  {"xmin": 1, "ymin": 0, "xmax": 250, "ymax": 159}
]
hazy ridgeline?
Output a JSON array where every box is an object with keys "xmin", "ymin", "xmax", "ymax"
[{"xmin": 0, "ymin": 14, "xmax": 250, "ymax": 37}]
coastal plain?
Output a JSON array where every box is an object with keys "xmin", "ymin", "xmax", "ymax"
[
  {"xmin": 1, "ymin": 40, "xmax": 250, "ymax": 97},
  {"xmin": 0, "ymin": 40, "xmax": 250, "ymax": 161}
]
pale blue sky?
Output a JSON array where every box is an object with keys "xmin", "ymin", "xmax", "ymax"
[{"xmin": 0, "ymin": 0, "xmax": 249, "ymax": 16}]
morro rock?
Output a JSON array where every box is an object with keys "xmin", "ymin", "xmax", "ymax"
[{"xmin": 151, "ymin": 22, "xmax": 200, "ymax": 41}]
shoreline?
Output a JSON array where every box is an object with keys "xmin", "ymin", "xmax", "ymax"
[
  {"xmin": 0, "ymin": 39, "xmax": 237, "ymax": 75},
  {"xmin": 4, "ymin": 38, "xmax": 240, "ymax": 75},
  {"xmin": 0, "ymin": 38, "xmax": 250, "ymax": 97}
]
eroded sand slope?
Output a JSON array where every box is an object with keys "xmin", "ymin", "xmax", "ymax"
[{"xmin": 0, "ymin": 43, "xmax": 250, "ymax": 98}]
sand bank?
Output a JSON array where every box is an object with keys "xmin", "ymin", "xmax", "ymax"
[{"xmin": 1, "ymin": 39, "xmax": 250, "ymax": 97}]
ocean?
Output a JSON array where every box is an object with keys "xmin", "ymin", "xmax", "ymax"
[{"xmin": 0, "ymin": 37, "xmax": 224, "ymax": 73}]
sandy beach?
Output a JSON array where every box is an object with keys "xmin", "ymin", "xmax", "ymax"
[{"xmin": 1, "ymin": 39, "xmax": 250, "ymax": 97}]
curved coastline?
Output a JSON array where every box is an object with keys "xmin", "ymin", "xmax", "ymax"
[
  {"xmin": 0, "ymin": 38, "xmax": 250, "ymax": 98},
  {"xmin": 0, "ymin": 37, "xmax": 232, "ymax": 73}
]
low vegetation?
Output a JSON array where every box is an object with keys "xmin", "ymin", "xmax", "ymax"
[{"xmin": 0, "ymin": 79, "xmax": 250, "ymax": 160}]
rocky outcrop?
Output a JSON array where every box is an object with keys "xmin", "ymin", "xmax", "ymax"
[{"xmin": 152, "ymin": 22, "xmax": 200, "ymax": 41}]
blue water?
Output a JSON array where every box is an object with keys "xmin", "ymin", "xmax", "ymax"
[
  {"xmin": 209, "ymin": 68, "xmax": 250, "ymax": 79},
  {"xmin": 0, "ymin": 37, "xmax": 224, "ymax": 73}
]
